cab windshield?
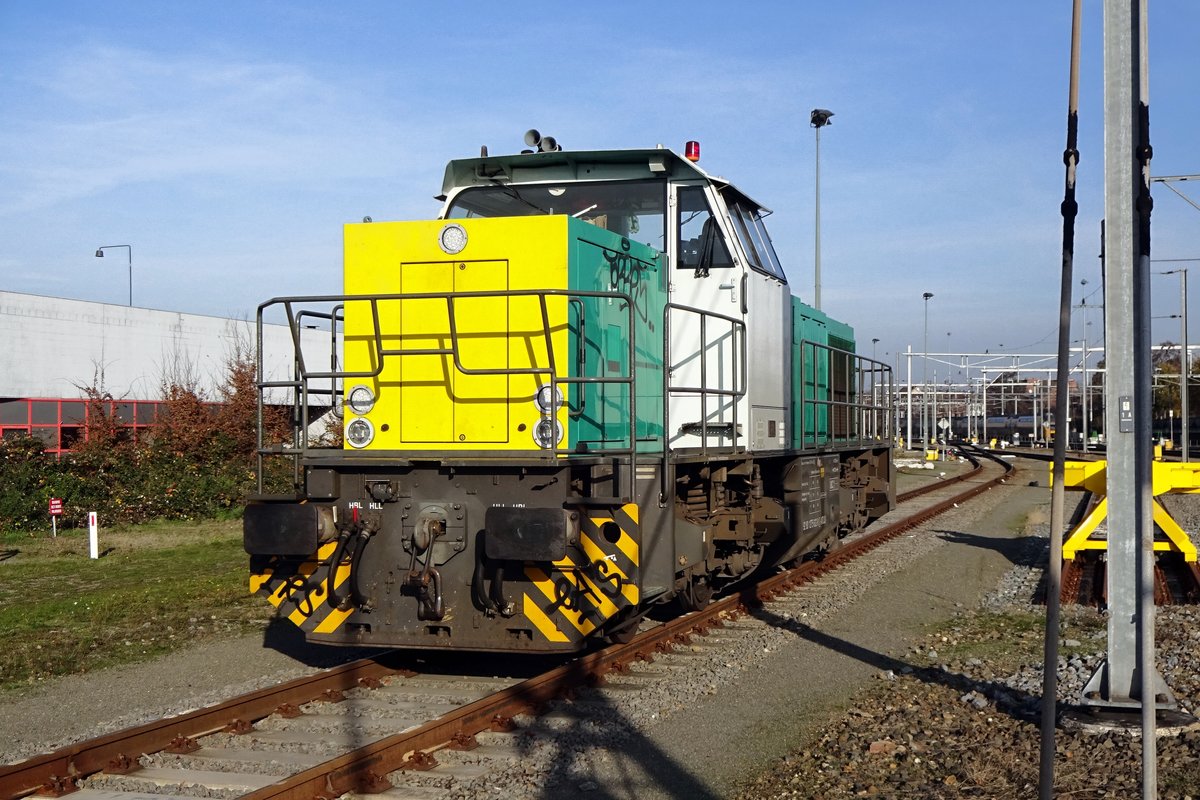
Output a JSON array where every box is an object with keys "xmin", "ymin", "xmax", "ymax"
[{"xmin": 446, "ymin": 180, "xmax": 666, "ymax": 252}]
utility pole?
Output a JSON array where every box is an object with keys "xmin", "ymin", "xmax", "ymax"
[
  {"xmin": 905, "ymin": 346, "xmax": 913, "ymax": 449},
  {"xmin": 1082, "ymin": 6, "xmax": 1171, "ymax": 800},
  {"xmin": 922, "ymin": 292, "xmax": 934, "ymax": 446}
]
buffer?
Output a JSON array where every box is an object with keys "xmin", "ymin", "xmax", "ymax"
[{"xmin": 1056, "ymin": 460, "xmax": 1199, "ymax": 562}]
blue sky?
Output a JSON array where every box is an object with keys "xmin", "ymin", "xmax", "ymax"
[{"xmin": 2, "ymin": 1, "xmax": 1199, "ymax": 368}]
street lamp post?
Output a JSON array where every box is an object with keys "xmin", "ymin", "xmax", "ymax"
[
  {"xmin": 946, "ymin": 332, "xmax": 952, "ymax": 435},
  {"xmin": 1159, "ymin": 267, "xmax": 1190, "ymax": 460},
  {"xmin": 1174, "ymin": 269, "xmax": 1189, "ymax": 460},
  {"xmin": 922, "ymin": 291, "xmax": 934, "ymax": 446},
  {"xmin": 905, "ymin": 346, "xmax": 913, "ymax": 449},
  {"xmin": 982, "ymin": 370, "xmax": 989, "ymax": 442},
  {"xmin": 1081, "ymin": 328, "xmax": 1089, "ymax": 452},
  {"xmin": 1149, "ymin": 177, "xmax": 1200, "ymax": 454},
  {"xmin": 811, "ymin": 108, "xmax": 834, "ymax": 310},
  {"xmin": 932, "ymin": 369, "xmax": 938, "ymax": 445},
  {"xmin": 95, "ymin": 245, "xmax": 133, "ymax": 307},
  {"xmin": 1075, "ymin": 326, "xmax": 1098, "ymax": 450}
]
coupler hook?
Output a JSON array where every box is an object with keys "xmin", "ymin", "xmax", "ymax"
[{"xmin": 404, "ymin": 510, "xmax": 447, "ymax": 621}]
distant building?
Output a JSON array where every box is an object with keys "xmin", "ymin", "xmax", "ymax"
[
  {"xmin": 1019, "ymin": 377, "xmax": 1078, "ymax": 392},
  {"xmin": 0, "ymin": 291, "xmax": 322, "ymax": 454}
]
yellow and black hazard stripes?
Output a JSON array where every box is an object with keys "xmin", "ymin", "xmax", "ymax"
[
  {"xmin": 579, "ymin": 505, "xmax": 640, "ymax": 605},
  {"xmin": 521, "ymin": 503, "xmax": 640, "ymax": 644},
  {"xmin": 249, "ymin": 541, "xmax": 354, "ymax": 635}
]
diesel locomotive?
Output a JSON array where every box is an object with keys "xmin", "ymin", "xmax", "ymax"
[{"xmin": 245, "ymin": 134, "xmax": 895, "ymax": 653}]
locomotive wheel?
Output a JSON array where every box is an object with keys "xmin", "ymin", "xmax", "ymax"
[
  {"xmin": 809, "ymin": 533, "xmax": 844, "ymax": 562},
  {"xmin": 679, "ymin": 576, "xmax": 714, "ymax": 612},
  {"xmin": 604, "ymin": 606, "xmax": 648, "ymax": 644},
  {"xmin": 823, "ymin": 534, "xmax": 844, "ymax": 555}
]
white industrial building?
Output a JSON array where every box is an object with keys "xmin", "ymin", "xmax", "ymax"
[{"xmin": 0, "ymin": 291, "xmax": 324, "ymax": 453}]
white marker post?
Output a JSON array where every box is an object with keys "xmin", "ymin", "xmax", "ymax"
[{"xmin": 88, "ymin": 511, "xmax": 99, "ymax": 559}]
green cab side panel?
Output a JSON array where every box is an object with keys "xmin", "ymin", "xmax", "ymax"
[
  {"xmin": 565, "ymin": 217, "xmax": 666, "ymax": 453},
  {"xmin": 827, "ymin": 318, "xmax": 856, "ymax": 352},
  {"xmin": 791, "ymin": 297, "xmax": 856, "ymax": 449}
]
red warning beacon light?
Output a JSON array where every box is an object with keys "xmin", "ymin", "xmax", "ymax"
[{"xmin": 684, "ymin": 140, "xmax": 701, "ymax": 163}]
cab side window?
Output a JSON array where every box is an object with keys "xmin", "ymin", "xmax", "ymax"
[
  {"xmin": 677, "ymin": 186, "xmax": 733, "ymax": 273},
  {"xmin": 728, "ymin": 201, "xmax": 787, "ymax": 281}
]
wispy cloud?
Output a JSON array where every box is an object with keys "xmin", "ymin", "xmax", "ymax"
[{"xmin": 0, "ymin": 45, "xmax": 423, "ymax": 215}]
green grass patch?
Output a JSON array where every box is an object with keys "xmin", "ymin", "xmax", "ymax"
[
  {"xmin": 919, "ymin": 609, "xmax": 1105, "ymax": 672},
  {"xmin": 0, "ymin": 520, "xmax": 272, "ymax": 693}
]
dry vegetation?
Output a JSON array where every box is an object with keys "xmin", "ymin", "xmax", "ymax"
[{"xmin": 0, "ymin": 346, "xmax": 289, "ymax": 532}]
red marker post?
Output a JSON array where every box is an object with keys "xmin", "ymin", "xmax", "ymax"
[{"xmin": 48, "ymin": 498, "xmax": 63, "ymax": 538}]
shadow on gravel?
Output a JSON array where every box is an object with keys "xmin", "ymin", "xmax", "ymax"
[
  {"xmin": 933, "ymin": 529, "xmax": 1033, "ymax": 567},
  {"xmin": 260, "ymin": 618, "xmax": 576, "ymax": 680},
  {"xmin": 937, "ymin": 527, "xmax": 1052, "ymax": 604},
  {"xmin": 743, "ymin": 598, "xmax": 1043, "ymax": 725},
  {"xmin": 261, "ymin": 617, "xmax": 323, "ymax": 662},
  {"xmin": 514, "ymin": 659, "xmax": 721, "ymax": 800}
]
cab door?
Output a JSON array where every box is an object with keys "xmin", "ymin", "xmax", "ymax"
[
  {"xmin": 724, "ymin": 198, "xmax": 791, "ymax": 452},
  {"xmin": 667, "ymin": 183, "xmax": 746, "ymax": 451}
]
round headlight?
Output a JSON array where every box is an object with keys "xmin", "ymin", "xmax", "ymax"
[
  {"xmin": 438, "ymin": 223, "xmax": 468, "ymax": 255},
  {"xmin": 348, "ymin": 385, "xmax": 375, "ymax": 415},
  {"xmin": 346, "ymin": 418, "xmax": 375, "ymax": 449},
  {"xmin": 534, "ymin": 384, "xmax": 563, "ymax": 413},
  {"xmin": 532, "ymin": 418, "xmax": 564, "ymax": 449}
]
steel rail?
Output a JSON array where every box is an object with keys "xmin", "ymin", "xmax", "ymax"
[
  {"xmin": 0, "ymin": 658, "xmax": 405, "ymax": 800},
  {"xmin": 896, "ymin": 448, "xmax": 986, "ymax": 504}
]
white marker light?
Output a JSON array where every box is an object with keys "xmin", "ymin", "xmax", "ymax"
[
  {"xmin": 532, "ymin": 418, "xmax": 564, "ymax": 449},
  {"xmin": 346, "ymin": 418, "xmax": 375, "ymax": 448},
  {"xmin": 534, "ymin": 384, "xmax": 563, "ymax": 413},
  {"xmin": 438, "ymin": 223, "xmax": 468, "ymax": 255},
  {"xmin": 348, "ymin": 385, "xmax": 375, "ymax": 415}
]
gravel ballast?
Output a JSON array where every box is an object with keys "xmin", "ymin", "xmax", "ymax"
[{"xmin": 4, "ymin": 457, "xmax": 1198, "ymax": 799}]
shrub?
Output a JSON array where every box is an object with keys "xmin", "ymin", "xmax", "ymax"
[
  {"xmin": 0, "ymin": 348, "xmax": 292, "ymax": 531},
  {"xmin": 0, "ymin": 435, "xmax": 56, "ymax": 530}
]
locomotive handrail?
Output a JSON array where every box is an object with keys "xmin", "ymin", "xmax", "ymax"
[
  {"xmin": 254, "ymin": 291, "xmax": 892, "ymax": 501},
  {"xmin": 254, "ymin": 288, "xmax": 641, "ymax": 498},
  {"xmin": 847, "ymin": 352, "xmax": 893, "ymax": 443},
  {"xmin": 857, "ymin": 356, "xmax": 894, "ymax": 443},
  {"xmin": 294, "ymin": 307, "xmax": 344, "ymax": 389},
  {"xmin": 661, "ymin": 302, "xmax": 748, "ymax": 502},
  {"xmin": 797, "ymin": 339, "xmax": 892, "ymax": 448},
  {"xmin": 289, "ymin": 306, "xmax": 344, "ymax": 482}
]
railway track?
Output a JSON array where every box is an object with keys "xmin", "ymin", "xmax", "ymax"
[
  {"xmin": 1059, "ymin": 553, "xmax": 1200, "ymax": 606},
  {"xmin": 895, "ymin": 452, "xmax": 990, "ymax": 504},
  {"xmin": 1, "ymin": 450, "xmax": 1012, "ymax": 800}
]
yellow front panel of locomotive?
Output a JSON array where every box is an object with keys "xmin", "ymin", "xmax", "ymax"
[{"xmin": 342, "ymin": 217, "xmax": 570, "ymax": 451}]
